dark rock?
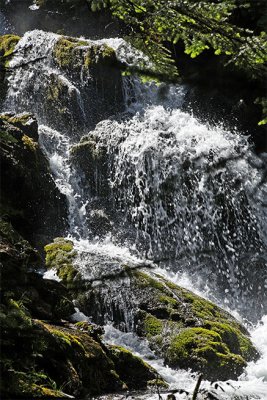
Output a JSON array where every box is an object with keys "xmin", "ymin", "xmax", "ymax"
[
  {"xmin": 0, "ymin": 113, "xmax": 68, "ymax": 249},
  {"xmin": 0, "ymin": 220, "xmax": 159, "ymax": 398},
  {"xmin": 107, "ymin": 344, "xmax": 157, "ymax": 390},
  {"xmin": 0, "ymin": 219, "xmax": 75, "ymax": 320}
]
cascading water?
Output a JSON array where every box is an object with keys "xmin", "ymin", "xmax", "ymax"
[
  {"xmin": 72, "ymin": 75, "xmax": 267, "ymax": 319},
  {"xmin": 2, "ymin": 30, "xmax": 267, "ymax": 399}
]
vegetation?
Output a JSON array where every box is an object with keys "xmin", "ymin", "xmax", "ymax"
[
  {"xmin": 129, "ymin": 270, "xmax": 258, "ymax": 379},
  {"xmin": 0, "ymin": 34, "xmax": 20, "ymax": 67},
  {"xmin": 88, "ymin": 0, "xmax": 267, "ymax": 124}
]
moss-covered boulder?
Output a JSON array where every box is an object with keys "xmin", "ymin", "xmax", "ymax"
[
  {"xmin": 107, "ymin": 345, "xmax": 157, "ymax": 390},
  {"xmin": 1, "ymin": 306, "xmax": 159, "ymax": 398},
  {"xmin": 0, "ymin": 35, "xmax": 20, "ymax": 103},
  {"xmin": 1, "ymin": 221, "xmax": 159, "ymax": 398},
  {"xmin": 53, "ymin": 36, "xmax": 117, "ymax": 71},
  {"xmin": 44, "ymin": 237, "xmax": 83, "ymax": 290},
  {"xmin": 0, "ymin": 113, "xmax": 68, "ymax": 248},
  {"xmin": 0, "ymin": 300, "xmax": 121, "ymax": 398},
  {"xmin": 0, "ymin": 34, "xmax": 20, "ymax": 67},
  {"xmin": 0, "ymin": 219, "xmax": 74, "ymax": 320},
  {"xmin": 65, "ymin": 262, "xmax": 258, "ymax": 381},
  {"xmin": 39, "ymin": 33, "xmax": 123, "ymax": 135},
  {"xmin": 133, "ymin": 271, "xmax": 258, "ymax": 380}
]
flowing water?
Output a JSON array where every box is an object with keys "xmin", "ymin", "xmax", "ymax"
[{"xmin": 2, "ymin": 30, "xmax": 267, "ymax": 399}]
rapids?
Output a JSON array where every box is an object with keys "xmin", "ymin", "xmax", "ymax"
[{"xmin": 2, "ymin": 29, "xmax": 267, "ymax": 399}]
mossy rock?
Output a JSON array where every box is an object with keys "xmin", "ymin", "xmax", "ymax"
[
  {"xmin": 0, "ymin": 113, "xmax": 68, "ymax": 248},
  {"xmin": 44, "ymin": 238, "xmax": 83, "ymax": 289},
  {"xmin": 0, "ymin": 294, "xmax": 159, "ymax": 399},
  {"xmin": 0, "ymin": 34, "xmax": 20, "ymax": 68},
  {"xmin": 0, "ymin": 305, "xmax": 124, "ymax": 398},
  {"xmin": 167, "ymin": 327, "xmax": 246, "ymax": 380},
  {"xmin": 131, "ymin": 271, "xmax": 258, "ymax": 380},
  {"xmin": 108, "ymin": 345, "xmax": 159, "ymax": 389},
  {"xmin": 83, "ymin": 267, "xmax": 258, "ymax": 381},
  {"xmin": 53, "ymin": 36, "xmax": 116, "ymax": 70}
]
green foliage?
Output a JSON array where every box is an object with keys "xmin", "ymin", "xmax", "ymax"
[
  {"xmin": 255, "ymin": 97, "xmax": 267, "ymax": 125},
  {"xmin": 90, "ymin": 0, "xmax": 109, "ymax": 11},
  {"xmin": 107, "ymin": 0, "xmax": 266, "ymax": 80}
]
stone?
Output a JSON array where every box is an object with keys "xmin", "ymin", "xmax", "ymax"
[
  {"xmin": 0, "ymin": 113, "xmax": 68, "ymax": 248},
  {"xmin": 54, "ymin": 255, "xmax": 259, "ymax": 381}
]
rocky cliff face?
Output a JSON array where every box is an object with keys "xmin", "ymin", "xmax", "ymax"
[
  {"xmin": 0, "ymin": 188, "xmax": 158, "ymax": 399},
  {"xmin": 0, "ymin": 112, "xmax": 68, "ymax": 248}
]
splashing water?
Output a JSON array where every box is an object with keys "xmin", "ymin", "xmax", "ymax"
[{"xmin": 102, "ymin": 323, "xmax": 267, "ymax": 400}]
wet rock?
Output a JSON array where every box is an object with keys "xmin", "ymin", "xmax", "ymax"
[
  {"xmin": 0, "ymin": 219, "xmax": 75, "ymax": 320},
  {"xmin": 50, "ymin": 249, "xmax": 259, "ymax": 381},
  {"xmin": 107, "ymin": 345, "xmax": 157, "ymax": 390},
  {"xmin": 1, "ymin": 221, "xmax": 158, "ymax": 398},
  {"xmin": 0, "ymin": 35, "xmax": 20, "ymax": 105},
  {"xmin": 49, "ymin": 35, "xmax": 123, "ymax": 134},
  {"xmin": 0, "ymin": 113, "xmax": 68, "ymax": 248},
  {"xmin": 70, "ymin": 136, "xmax": 109, "ymax": 197},
  {"xmin": 0, "ymin": 305, "xmax": 122, "ymax": 398},
  {"xmin": 44, "ymin": 237, "xmax": 83, "ymax": 290}
]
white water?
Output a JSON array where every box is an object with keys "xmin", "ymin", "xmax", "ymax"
[
  {"xmin": 103, "ymin": 322, "xmax": 267, "ymax": 400},
  {"xmin": 2, "ymin": 30, "xmax": 267, "ymax": 399}
]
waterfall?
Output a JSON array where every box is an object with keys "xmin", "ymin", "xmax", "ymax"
[
  {"xmin": 72, "ymin": 75, "xmax": 267, "ymax": 318},
  {"xmin": 2, "ymin": 30, "xmax": 267, "ymax": 399}
]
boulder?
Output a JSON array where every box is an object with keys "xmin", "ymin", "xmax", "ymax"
[
  {"xmin": 0, "ymin": 35, "xmax": 20, "ymax": 106},
  {"xmin": 44, "ymin": 242, "xmax": 259, "ymax": 381},
  {"xmin": 0, "ymin": 221, "xmax": 159, "ymax": 398},
  {"xmin": 0, "ymin": 219, "xmax": 74, "ymax": 320},
  {"xmin": 1, "ymin": 31, "xmax": 124, "ymax": 137},
  {"xmin": 48, "ymin": 35, "xmax": 123, "ymax": 134},
  {"xmin": 0, "ymin": 113, "xmax": 68, "ymax": 249}
]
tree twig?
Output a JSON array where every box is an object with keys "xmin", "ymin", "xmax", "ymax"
[{"xmin": 192, "ymin": 374, "xmax": 203, "ymax": 400}]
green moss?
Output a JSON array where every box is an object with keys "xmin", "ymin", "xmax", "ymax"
[
  {"xmin": 44, "ymin": 238, "xmax": 75, "ymax": 268},
  {"xmin": 32, "ymin": 385, "xmax": 64, "ymax": 397},
  {"xmin": 45, "ymin": 239, "xmax": 74, "ymax": 254},
  {"xmin": 1, "ymin": 113, "xmax": 32, "ymax": 125},
  {"xmin": 53, "ymin": 36, "xmax": 116, "ymax": 71},
  {"xmin": 0, "ymin": 299, "xmax": 32, "ymax": 331},
  {"xmin": 44, "ymin": 238, "xmax": 81, "ymax": 288},
  {"xmin": 158, "ymin": 295, "xmax": 177, "ymax": 306},
  {"xmin": 133, "ymin": 270, "xmax": 166, "ymax": 292},
  {"xmin": 203, "ymin": 320, "xmax": 256, "ymax": 359},
  {"xmin": 164, "ymin": 278, "xmax": 224, "ymax": 320},
  {"xmin": 100, "ymin": 44, "xmax": 116, "ymax": 60},
  {"xmin": 167, "ymin": 327, "xmax": 246, "ymax": 377},
  {"xmin": 144, "ymin": 314, "xmax": 163, "ymax": 337},
  {"xmin": 53, "ymin": 37, "xmax": 88, "ymax": 68},
  {"xmin": 0, "ymin": 35, "xmax": 20, "ymax": 67},
  {"xmin": 22, "ymin": 134, "xmax": 38, "ymax": 151},
  {"xmin": 41, "ymin": 322, "xmax": 85, "ymax": 351},
  {"xmin": 0, "ymin": 130, "xmax": 18, "ymax": 144},
  {"xmin": 108, "ymin": 345, "xmax": 157, "ymax": 389}
]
